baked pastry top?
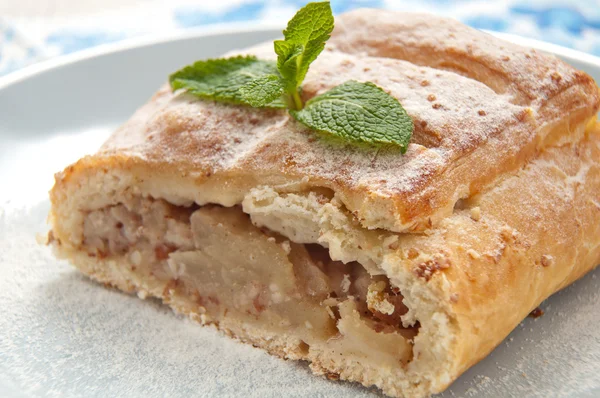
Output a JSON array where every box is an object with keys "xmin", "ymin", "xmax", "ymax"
[
  {"xmin": 49, "ymin": 9, "xmax": 600, "ymax": 398},
  {"xmin": 98, "ymin": 9, "xmax": 599, "ymax": 233}
]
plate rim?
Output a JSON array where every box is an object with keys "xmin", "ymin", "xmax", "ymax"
[
  {"xmin": 0, "ymin": 21, "xmax": 284, "ymax": 90},
  {"xmin": 1, "ymin": 22, "xmax": 600, "ymax": 92}
]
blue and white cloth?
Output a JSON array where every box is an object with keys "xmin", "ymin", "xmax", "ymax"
[{"xmin": 1, "ymin": 0, "xmax": 600, "ymax": 77}]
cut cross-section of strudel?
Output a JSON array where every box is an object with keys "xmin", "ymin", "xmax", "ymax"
[{"xmin": 48, "ymin": 9, "xmax": 600, "ymax": 398}]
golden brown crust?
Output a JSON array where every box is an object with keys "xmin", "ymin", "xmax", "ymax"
[
  {"xmin": 387, "ymin": 124, "xmax": 600, "ymax": 382},
  {"xmin": 48, "ymin": 10, "xmax": 600, "ymax": 398}
]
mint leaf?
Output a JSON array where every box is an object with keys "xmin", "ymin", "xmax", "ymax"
[
  {"xmin": 169, "ymin": 56, "xmax": 284, "ymax": 108},
  {"xmin": 291, "ymin": 81, "xmax": 414, "ymax": 151},
  {"xmin": 274, "ymin": 41, "xmax": 303, "ymax": 89},
  {"xmin": 240, "ymin": 75, "xmax": 286, "ymax": 107},
  {"xmin": 274, "ymin": 1, "xmax": 334, "ymax": 97}
]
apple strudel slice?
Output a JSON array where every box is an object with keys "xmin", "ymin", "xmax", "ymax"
[{"xmin": 48, "ymin": 9, "xmax": 600, "ymax": 398}]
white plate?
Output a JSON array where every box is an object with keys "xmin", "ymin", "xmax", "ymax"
[{"xmin": 0, "ymin": 25, "xmax": 599, "ymax": 398}]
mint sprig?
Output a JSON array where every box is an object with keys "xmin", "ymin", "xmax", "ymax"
[
  {"xmin": 169, "ymin": 1, "xmax": 413, "ymax": 149},
  {"xmin": 240, "ymin": 75, "xmax": 285, "ymax": 107}
]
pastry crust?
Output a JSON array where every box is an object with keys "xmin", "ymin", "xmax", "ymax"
[
  {"xmin": 48, "ymin": 10, "xmax": 600, "ymax": 398},
  {"xmin": 92, "ymin": 10, "xmax": 599, "ymax": 233}
]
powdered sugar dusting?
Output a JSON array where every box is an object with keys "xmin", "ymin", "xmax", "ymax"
[
  {"xmin": 101, "ymin": 46, "xmax": 527, "ymax": 198},
  {"xmin": 331, "ymin": 10, "xmax": 588, "ymax": 108}
]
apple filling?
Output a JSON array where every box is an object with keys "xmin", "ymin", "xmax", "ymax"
[{"xmin": 81, "ymin": 197, "xmax": 419, "ymax": 365}]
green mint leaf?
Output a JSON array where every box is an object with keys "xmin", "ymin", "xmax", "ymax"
[
  {"xmin": 239, "ymin": 75, "xmax": 286, "ymax": 107},
  {"xmin": 274, "ymin": 1, "xmax": 334, "ymax": 92},
  {"xmin": 169, "ymin": 56, "xmax": 284, "ymax": 107},
  {"xmin": 290, "ymin": 81, "xmax": 414, "ymax": 151}
]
